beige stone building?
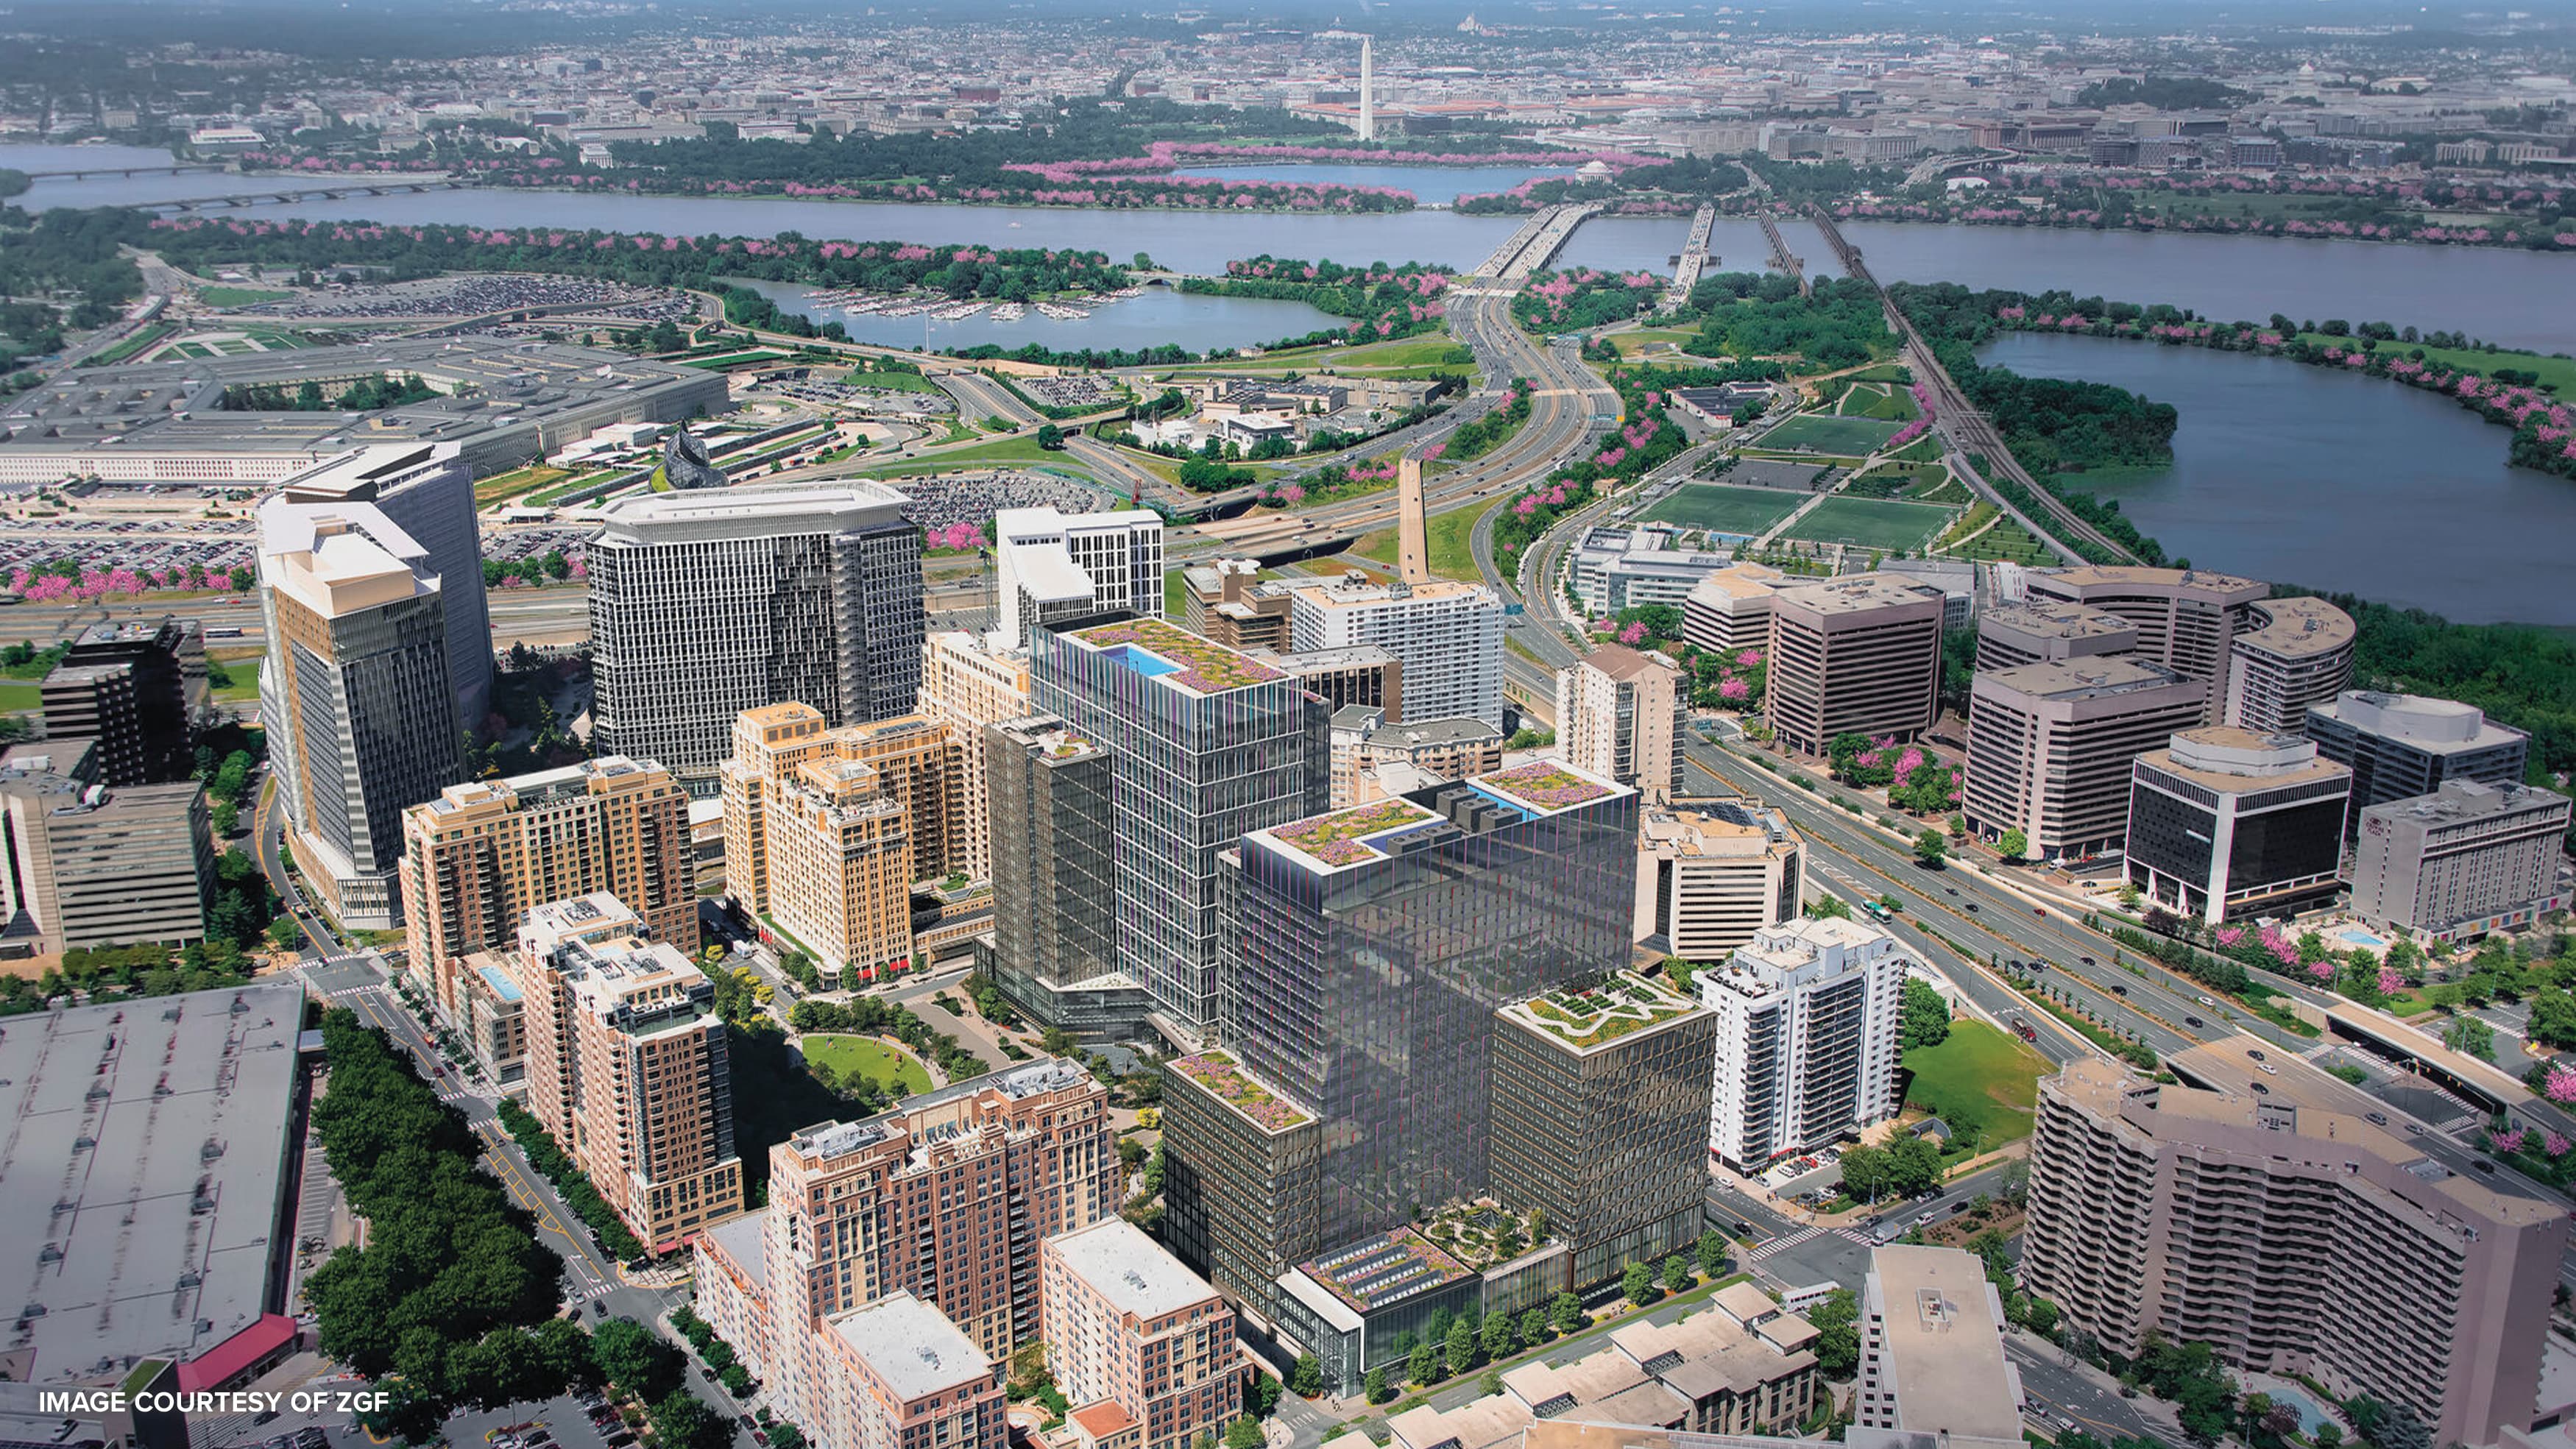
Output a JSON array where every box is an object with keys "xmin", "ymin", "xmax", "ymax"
[
  {"xmin": 1635, "ymin": 803, "xmax": 1805, "ymax": 962},
  {"xmin": 400, "ymin": 756, "xmax": 696, "ymax": 1018},
  {"xmin": 2023, "ymin": 566, "xmax": 2266, "ymax": 720},
  {"xmin": 690, "ymin": 1058, "xmax": 1117, "ymax": 1435},
  {"xmin": 512, "ymin": 893, "xmax": 744, "ymax": 1254},
  {"xmin": 1854, "ymin": 1246, "xmax": 2025, "ymax": 1449},
  {"xmin": 1765, "ymin": 576, "xmax": 1947, "ymax": 757},
  {"xmin": 2223, "ymin": 595, "xmax": 2357, "ymax": 737},
  {"xmin": 918, "ymin": 630, "xmax": 1032, "ymax": 884},
  {"xmin": 1973, "ymin": 599, "xmax": 2137, "ymax": 673},
  {"xmin": 1557, "ymin": 645, "xmax": 1685, "ymax": 802},
  {"xmin": 1964, "ymin": 658, "xmax": 2207, "ymax": 859},
  {"xmin": 1680, "ymin": 562, "xmax": 1791, "ymax": 657},
  {"xmin": 2024, "ymin": 1045, "xmax": 2566, "ymax": 1449},
  {"xmin": 723, "ymin": 702, "xmax": 972, "ymax": 982}
]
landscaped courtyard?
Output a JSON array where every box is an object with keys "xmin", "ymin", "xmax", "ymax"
[{"xmin": 799, "ymin": 1033, "xmax": 934, "ymax": 1095}]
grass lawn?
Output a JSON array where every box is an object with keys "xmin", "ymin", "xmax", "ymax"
[
  {"xmin": 1836, "ymin": 381, "xmax": 1919, "ymax": 422},
  {"xmin": 1612, "ymin": 327, "xmax": 1700, "ymax": 358},
  {"xmin": 2290, "ymin": 333, "xmax": 2576, "ymax": 397},
  {"xmin": 0, "ymin": 681, "xmax": 42, "ymax": 715},
  {"xmin": 848, "ymin": 436, "xmax": 1084, "ymax": 480},
  {"xmin": 93, "ymin": 323, "xmax": 174, "ymax": 365},
  {"xmin": 196, "ymin": 285, "xmax": 291, "ymax": 308},
  {"xmin": 1641, "ymin": 483, "xmax": 1808, "ymax": 536},
  {"xmin": 1349, "ymin": 496, "xmax": 1498, "ymax": 582},
  {"xmin": 1901, "ymin": 1020, "xmax": 2049, "ymax": 1152},
  {"xmin": 799, "ymin": 1033, "xmax": 934, "ymax": 1094},
  {"xmin": 1761, "ymin": 412, "xmax": 1906, "ymax": 456},
  {"xmin": 843, "ymin": 366, "xmax": 944, "ymax": 393},
  {"xmin": 682, "ymin": 350, "xmax": 796, "ymax": 369},
  {"xmin": 1841, "ymin": 362, "xmax": 1914, "ymax": 384},
  {"xmin": 474, "ymin": 464, "xmax": 573, "ymax": 508},
  {"xmin": 1780, "ymin": 495, "xmax": 1958, "ymax": 550},
  {"xmin": 1904, "ymin": 470, "xmax": 1967, "ymax": 504}
]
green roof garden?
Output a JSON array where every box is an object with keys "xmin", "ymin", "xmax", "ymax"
[
  {"xmin": 1267, "ymin": 798, "xmax": 1438, "ymax": 867},
  {"xmin": 1066, "ymin": 616, "xmax": 1285, "ymax": 694},
  {"xmin": 1474, "ymin": 759, "xmax": 1616, "ymax": 813},
  {"xmin": 1172, "ymin": 1051, "xmax": 1311, "ymax": 1132},
  {"xmin": 1504, "ymin": 970, "xmax": 1702, "ymax": 1052},
  {"xmin": 1301, "ymin": 1226, "xmax": 1473, "ymax": 1312}
]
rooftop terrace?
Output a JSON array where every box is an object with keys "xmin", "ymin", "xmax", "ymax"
[
  {"xmin": 1066, "ymin": 616, "xmax": 1285, "ymax": 695},
  {"xmin": 1170, "ymin": 1051, "xmax": 1311, "ymax": 1133},
  {"xmin": 1504, "ymin": 971, "xmax": 1703, "ymax": 1053}
]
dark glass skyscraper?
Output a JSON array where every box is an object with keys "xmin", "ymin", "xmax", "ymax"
[{"xmin": 1165, "ymin": 762, "xmax": 1638, "ymax": 1303}]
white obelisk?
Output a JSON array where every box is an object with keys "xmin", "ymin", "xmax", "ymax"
[{"xmin": 1359, "ymin": 36, "xmax": 1376, "ymax": 141}]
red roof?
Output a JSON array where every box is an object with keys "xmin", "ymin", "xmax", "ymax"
[{"xmin": 178, "ymin": 1314, "xmax": 300, "ymax": 1393}]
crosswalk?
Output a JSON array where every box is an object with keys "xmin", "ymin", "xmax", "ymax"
[{"xmin": 1742, "ymin": 1223, "xmax": 1872, "ymax": 1263}]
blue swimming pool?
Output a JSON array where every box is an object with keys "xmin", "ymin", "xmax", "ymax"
[{"xmin": 1106, "ymin": 644, "xmax": 1179, "ymax": 678}]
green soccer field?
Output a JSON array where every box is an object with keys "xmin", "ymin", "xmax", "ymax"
[
  {"xmin": 1761, "ymin": 412, "xmax": 1906, "ymax": 457},
  {"xmin": 1640, "ymin": 483, "xmax": 1808, "ymax": 536},
  {"xmin": 1779, "ymin": 495, "xmax": 1959, "ymax": 550}
]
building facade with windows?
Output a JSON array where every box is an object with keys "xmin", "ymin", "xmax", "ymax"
[
  {"xmin": 918, "ymin": 630, "xmax": 1033, "ymax": 885},
  {"xmin": 1557, "ymin": 645, "xmax": 1686, "ymax": 803},
  {"xmin": 1964, "ymin": 659, "xmax": 2209, "ymax": 860},
  {"xmin": 0, "ymin": 740, "xmax": 213, "ymax": 953},
  {"xmin": 1279, "ymin": 573, "xmax": 1504, "ymax": 726},
  {"xmin": 1764, "ymin": 577, "xmax": 1946, "ymax": 757},
  {"xmin": 982, "ymin": 715, "xmax": 1142, "ymax": 1035},
  {"xmin": 995, "ymin": 506, "xmax": 1165, "ymax": 648},
  {"xmin": 1490, "ymin": 971, "xmax": 1716, "ymax": 1291},
  {"xmin": 2349, "ymin": 780, "xmax": 2573, "ymax": 945},
  {"xmin": 1634, "ymin": 803, "xmax": 1805, "ymax": 963},
  {"xmin": 2023, "ymin": 1049, "xmax": 2563, "ymax": 1449},
  {"xmin": 277, "ymin": 442, "xmax": 493, "ymax": 722},
  {"xmin": 400, "ymin": 757, "xmax": 696, "ymax": 1015},
  {"xmin": 1852, "ymin": 1246, "xmax": 2025, "ymax": 1449},
  {"xmin": 2124, "ymin": 729, "xmax": 2351, "ymax": 925},
  {"xmin": 589, "ymin": 484, "xmax": 924, "ymax": 794},
  {"xmin": 815, "ymin": 1294, "xmax": 1005, "ymax": 1449},
  {"xmin": 1032, "ymin": 616, "xmax": 1330, "ymax": 1038},
  {"xmin": 257, "ymin": 498, "xmax": 462, "ymax": 929},
  {"xmin": 1698, "ymin": 917, "xmax": 1909, "ymax": 1172},
  {"xmin": 1040, "ymin": 1219, "xmax": 1237, "ymax": 1449},
  {"xmin": 2307, "ymin": 691, "xmax": 2530, "ymax": 831},
  {"xmin": 2022, "ymin": 566, "xmax": 2266, "ymax": 719},
  {"xmin": 510, "ymin": 893, "xmax": 743, "ymax": 1255},
  {"xmin": 2223, "ymin": 596, "xmax": 2356, "ymax": 737}
]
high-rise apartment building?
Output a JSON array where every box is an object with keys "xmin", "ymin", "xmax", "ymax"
[
  {"xmin": 277, "ymin": 443, "xmax": 493, "ymax": 721},
  {"xmin": 815, "ymin": 1293, "xmax": 1005, "ymax": 1449},
  {"xmin": 2125, "ymin": 729, "xmax": 2350, "ymax": 924},
  {"xmin": 0, "ymin": 740, "xmax": 213, "ymax": 952},
  {"xmin": 1040, "ymin": 1219, "xmax": 1238, "ymax": 1449},
  {"xmin": 1635, "ymin": 803, "xmax": 1805, "ymax": 962},
  {"xmin": 1179, "ymin": 559, "xmax": 1291, "ymax": 652},
  {"xmin": 257, "ymin": 498, "xmax": 462, "ymax": 929},
  {"xmin": 2307, "ymin": 690, "xmax": 2530, "ymax": 830},
  {"xmin": 1557, "ymin": 645, "xmax": 1686, "ymax": 801},
  {"xmin": 1964, "ymin": 659, "xmax": 2208, "ymax": 860},
  {"xmin": 1280, "ymin": 573, "xmax": 1504, "ymax": 725},
  {"xmin": 2024, "ymin": 1047, "xmax": 2565, "ymax": 1449},
  {"xmin": 721, "ymin": 703, "xmax": 932, "ymax": 984},
  {"xmin": 688, "ymin": 1058, "xmax": 1115, "ymax": 1431},
  {"xmin": 1853, "ymin": 1247, "xmax": 2025, "ymax": 1449},
  {"xmin": 400, "ymin": 756, "xmax": 696, "ymax": 1014},
  {"xmin": 2223, "ymin": 596, "xmax": 2355, "ymax": 737},
  {"xmin": 1972, "ymin": 599, "xmax": 2137, "ymax": 673},
  {"xmin": 511, "ymin": 893, "xmax": 743, "ymax": 1253},
  {"xmin": 1680, "ymin": 563, "xmax": 1789, "ymax": 657},
  {"xmin": 995, "ymin": 506, "xmax": 1164, "ymax": 648},
  {"xmin": 40, "ymin": 617, "xmax": 202, "ymax": 784},
  {"xmin": 1327, "ymin": 710, "xmax": 1504, "ymax": 808},
  {"xmin": 919, "ymin": 631, "xmax": 1033, "ymax": 885},
  {"xmin": 590, "ymin": 483, "xmax": 924, "ymax": 793},
  {"xmin": 1170, "ymin": 762, "xmax": 1637, "ymax": 1304},
  {"xmin": 1033, "ymin": 615, "xmax": 1329, "ymax": 1037},
  {"xmin": 2349, "ymin": 780, "xmax": 2572, "ymax": 945},
  {"xmin": 983, "ymin": 715, "xmax": 1139, "ymax": 1035},
  {"xmin": 1490, "ymin": 970, "xmax": 1715, "ymax": 1289},
  {"xmin": 1765, "ymin": 577, "xmax": 1946, "ymax": 757},
  {"xmin": 2023, "ymin": 566, "xmax": 2266, "ymax": 718},
  {"xmin": 1698, "ymin": 918, "xmax": 1909, "ymax": 1172}
]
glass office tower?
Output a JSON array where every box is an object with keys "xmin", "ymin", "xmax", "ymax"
[
  {"xmin": 1030, "ymin": 615, "xmax": 1331, "ymax": 1038},
  {"xmin": 1214, "ymin": 762, "xmax": 1638, "ymax": 1241}
]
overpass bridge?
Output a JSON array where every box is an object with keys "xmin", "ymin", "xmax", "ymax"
[
  {"xmin": 1758, "ymin": 213, "xmax": 1808, "ymax": 295},
  {"xmin": 1664, "ymin": 203, "xmax": 1718, "ymax": 308},
  {"xmin": 1468, "ymin": 202, "xmax": 1603, "ymax": 282}
]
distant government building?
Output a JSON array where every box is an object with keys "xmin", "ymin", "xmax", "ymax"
[{"xmin": 0, "ymin": 339, "xmax": 729, "ymax": 485}]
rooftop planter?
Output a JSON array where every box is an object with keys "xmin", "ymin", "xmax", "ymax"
[
  {"xmin": 1479, "ymin": 760, "xmax": 1613, "ymax": 811},
  {"xmin": 1272, "ymin": 798, "xmax": 1435, "ymax": 865},
  {"xmin": 1519, "ymin": 971, "xmax": 1696, "ymax": 1049},
  {"xmin": 1306, "ymin": 1227, "xmax": 1472, "ymax": 1311},
  {"xmin": 1071, "ymin": 617, "xmax": 1284, "ymax": 692},
  {"xmin": 1172, "ymin": 1051, "xmax": 1309, "ymax": 1131}
]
